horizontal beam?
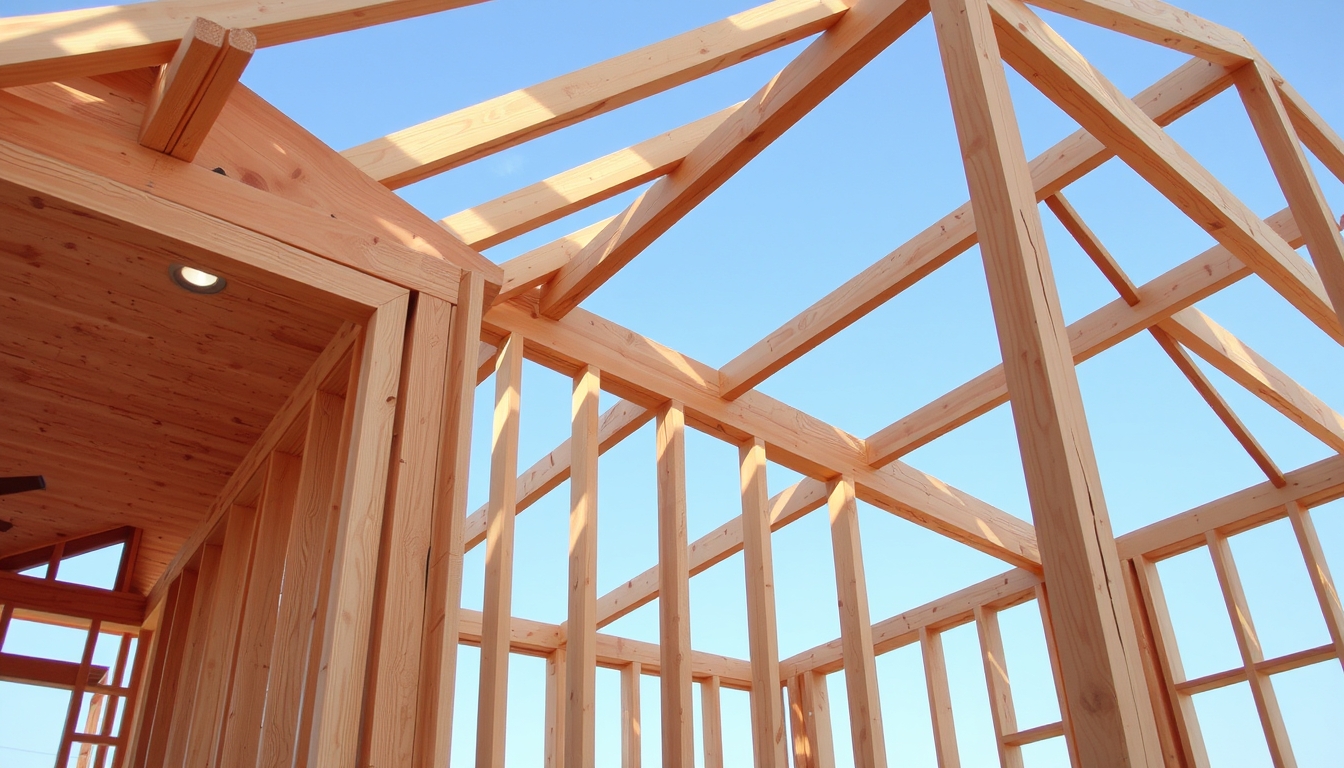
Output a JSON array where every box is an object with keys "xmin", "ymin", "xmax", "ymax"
[
  {"xmin": 0, "ymin": 570, "xmax": 145, "ymax": 627},
  {"xmin": 343, "ymin": 0, "xmax": 849, "ymax": 188},
  {"xmin": 718, "ymin": 57, "xmax": 1235, "ymax": 400},
  {"xmin": 0, "ymin": 652, "xmax": 109, "ymax": 691},
  {"xmin": 1023, "ymin": 0, "xmax": 1253, "ymax": 65},
  {"xmin": 0, "ymin": 0, "xmax": 488, "ymax": 89},
  {"xmin": 455, "ymin": 608, "xmax": 753, "ymax": 689},
  {"xmin": 866, "ymin": 205, "xmax": 1342, "ymax": 466},
  {"xmin": 483, "ymin": 296, "xmax": 1040, "ymax": 569},
  {"xmin": 442, "ymin": 105, "xmax": 739, "ymax": 250}
]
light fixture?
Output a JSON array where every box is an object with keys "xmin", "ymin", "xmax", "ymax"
[{"xmin": 170, "ymin": 264, "xmax": 227, "ymax": 294}]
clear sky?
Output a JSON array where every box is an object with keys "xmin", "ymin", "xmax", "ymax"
[{"xmin": 2, "ymin": 0, "xmax": 1343, "ymax": 766}]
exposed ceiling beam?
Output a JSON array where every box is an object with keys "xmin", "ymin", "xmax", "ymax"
[
  {"xmin": 0, "ymin": 0, "xmax": 488, "ymax": 89},
  {"xmin": 343, "ymin": 0, "xmax": 849, "ymax": 189},
  {"xmin": 717, "ymin": 57, "xmax": 1235, "ymax": 400},
  {"xmin": 537, "ymin": 0, "xmax": 930, "ymax": 319}
]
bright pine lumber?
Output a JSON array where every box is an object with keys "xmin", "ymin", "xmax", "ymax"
[
  {"xmin": 0, "ymin": 0, "xmax": 490, "ymax": 89},
  {"xmin": 343, "ymin": 0, "xmax": 849, "ymax": 188},
  {"xmin": 1023, "ymin": 0, "xmax": 1253, "ymax": 65}
]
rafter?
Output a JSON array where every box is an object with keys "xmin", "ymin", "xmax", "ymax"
[
  {"xmin": 483, "ymin": 296, "xmax": 1041, "ymax": 569},
  {"xmin": 1023, "ymin": 0, "xmax": 1253, "ymax": 65},
  {"xmin": 866, "ymin": 205, "xmax": 1340, "ymax": 466},
  {"xmin": 536, "ymin": 0, "xmax": 931, "ymax": 320},
  {"xmin": 1278, "ymin": 78, "xmax": 1344, "ymax": 185},
  {"xmin": 496, "ymin": 218, "xmax": 616, "ymax": 305},
  {"xmin": 342, "ymin": 0, "xmax": 849, "ymax": 189},
  {"xmin": 0, "ymin": 0, "xmax": 487, "ymax": 89},
  {"xmin": 718, "ymin": 57, "xmax": 1235, "ymax": 400},
  {"xmin": 442, "ymin": 105, "xmax": 740, "ymax": 250},
  {"xmin": 990, "ymin": 0, "xmax": 1342, "ymax": 342}
]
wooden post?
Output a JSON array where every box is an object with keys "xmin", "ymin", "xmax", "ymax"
[
  {"xmin": 478, "ymin": 331, "xmax": 525, "ymax": 768},
  {"xmin": 739, "ymin": 437, "xmax": 787, "ymax": 768},
  {"xmin": 1034, "ymin": 584, "xmax": 1084, "ymax": 768},
  {"xmin": 55, "ymin": 618, "xmax": 101, "ymax": 766},
  {"xmin": 566, "ymin": 364, "xmax": 601, "ymax": 768},
  {"xmin": 545, "ymin": 648, "xmax": 568, "ymax": 768},
  {"xmin": 1285, "ymin": 501, "xmax": 1344, "ymax": 674},
  {"xmin": 656, "ymin": 400, "xmax": 694, "ymax": 767},
  {"xmin": 920, "ymin": 628, "xmax": 960, "ymax": 768},
  {"xmin": 418, "ymin": 272, "xmax": 486, "ymax": 768},
  {"xmin": 827, "ymin": 476, "xmax": 887, "ymax": 768},
  {"xmin": 306, "ymin": 292, "xmax": 410, "ymax": 768},
  {"xmin": 621, "ymin": 661, "xmax": 642, "ymax": 768},
  {"xmin": 125, "ymin": 570, "xmax": 197, "ymax": 768},
  {"xmin": 701, "ymin": 675, "xmax": 725, "ymax": 768},
  {"xmin": 162, "ymin": 543, "xmax": 223, "ymax": 766},
  {"xmin": 930, "ymin": 0, "xmax": 1159, "ymax": 763},
  {"xmin": 1132, "ymin": 557, "xmax": 1211, "ymax": 767},
  {"xmin": 788, "ymin": 670, "xmax": 836, "ymax": 768},
  {"xmin": 975, "ymin": 606, "xmax": 1023, "ymax": 768}
]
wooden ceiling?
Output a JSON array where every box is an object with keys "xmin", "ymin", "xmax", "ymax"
[{"xmin": 0, "ymin": 177, "xmax": 347, "ymax": 595}]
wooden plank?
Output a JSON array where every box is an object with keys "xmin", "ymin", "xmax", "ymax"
[
  {"xmin": 496, "ymin": 218, "xmax": 616, "ymax": 305},
  {"xmin": 741, "ymin": 438, "xmax": 788, "ymax": 768},
  {"xmin": 1206, "ymin": 532, "xmax": 1297, "ymax": 768},
  {"xmin": 139, "ymin": 18, "xmax": 226, "ymax": 152},
  {"xmin": 361, "ymin": 294, "xmax": 453, "ymax": 767},
  {"xmin": 920, "ymin": 628, "xmax": 961, "ymax": 768},
  {"xmin": 1118, "ymin": 564, "xmax": 1186, "ymax": 768},
  {"xmin": 718, "ymin": 57, "xmax": 1235, "ymax": 401},
  {"xmin": 477, "ymin": 332, "xmax": 525, "ymax": 768},
  {"xmin": 161, "ymin": 544, "xmax": 223, "ymax": 768},
  {"xmin": 342, "ymin": 0, "xmax": 849, "ymax": 188},
  {"xmin": 537, "ymin": 0, "xmax": 930, "ymax": 319},
  {"xmin": 416, "ymin": 273, "xmax": 486, "ymax": 768},
  {"xmin": 0, "ymin": 652, "xmax": 109, "ymax": 690},
  {"xmin": 1022, "ymin": 0, "xmax": 1253, "ymax": 64},
  {"xmin": 567, "ymin": 364, "xmax": 602, "ymax": 768},
  {"xmin": 656, "ymin": 402, "xmax": 694, "ymax": 768},
  {"xmin": 1001, "ymin": 721, "xmax": 1065, "ymax": 747},
  {"xmin": 1159, "ymin": 308, "xmax": 1344, "ymax": 452},
  {"xmin": 991, "ymin": 0, "xmax": 1343, "ymax": 345},
  {"xmin": 484, "ymin": 297, "xmax": 1041, "ymax": 569},
  {"xmin": 54, "ymin": 618, "xmax": 101, "ymax": 767},
  {"xmin": 976, "ymin": 607, "xmax": 1024, "ymax": 768},
  {"xmin": 443, "ymin": 105, "xmax": 739, "ymax": 250},
  {"xmin": 1278, "ymin": 79, "xmax": 1344, "ymax": 186},
  {"xmin": 305, "ymin": 294, "xmax": 410, "ymax": 768},
  {"xmin": 0, "ymin": 570, "xmax": 145, "ymax": 627},
  {"xmin": 1148, "ymin": 325, "xmax": 1287, "ymax": 488},
  {"xmin": 167, "ymin": 27, "xmax": 257, "ymax": 162},
  {"xmin": 1236, "ymin": 60, "xmax": 1344, "ymax": 330},
  {"xmin": 217, "ymin": 452, "xmax": 303, "ymax": 768},
  {"xmin": 1044, "ymin": 193, "xmax": 1141, "ymax": 306},
  {"xmin": 866, "ymin": 204, "xmax": 1342, "ymax": 466},
  {"xmin": 1285, "ymin": 502, "xmax": 1344, "ymax": 675},
  {"xmin": 597, "ymin": 478, "xmax": 828, "ymax": 629},
  {"xmin": 127, "ymin": 571, "xmax": 196, "ymax": 768},
  {"xmin": 0, "ymin": 0, "xmax": 490, "ymax": 88},
  {"xmin": 701, "ymin": 675, "xmax": 726, "ymax": 768},
  {"xmin": 255, "ymin": 391, "xmax": 345, "ymax": 768},
  {"xmin": 621, "ymin": 662, "xmax": 643, "ymax": 768},
  {"xmin": 787, "ymin": 670, "xmax": 836, "ymax": 768},
  {"xmin": 545, "ymin": 648, "xmax": 567, "ymax": 768},
  {"xmin": 931, "ymin": 1, "xmax": 1157, "ymax": 765},
  {"xmin": 112, "ymin": 627, "xmax": 155, "ymax": 768},
  {"xmin": 1033, "ymin": 584, "xmax": 1082, "ymax": 767},
  {"xmin": 827, "ymin": 476, "xmax": 887, "ymax": 768},
  {"xmin": 464, "ymin": 400, "xmax": 652, "ymax": 552}
]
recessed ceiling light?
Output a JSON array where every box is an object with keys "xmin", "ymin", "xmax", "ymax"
[{"xmin": 170, "ymin": 264, "xmax": 227, "ymax": 294}]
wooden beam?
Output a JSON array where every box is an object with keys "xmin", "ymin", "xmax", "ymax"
[
  {"xmin": 0, "ymin": 652, "xmax": 109, "ymax": 690},
  {"xmin": 306, "ymin": 293, "xmax": 410, "ymax": 768},
  {"xmin": 1148, "ymin": 325, "xmax": 1287, "ymax": 488},
  {"xmin": 701, "ymin": 676, "xmax": 726, "ymax": 768},
  {"xmin": 1285, "ymin": 502, "xmax": 1344, "ymax": 676},
  {"xmin": 0, "ymin": 570, "xmax": 145, "ymax": 628},
  {"xmin": 464, "ymin": 400, "xmax": 652, "ymax": 552},
  {"xmin": 718, "ymin": 57, "xmax": 1235, "ymax": 400},
  {"xmin": 1044, "ymin": 193, "xmax": 1141, "ymax": 305},
  {"xmin": 1159, "ymin": 307, "xmax": 1344, "ymax": 453},
  {"xmin": 597, "ymin": 478, "xmax": 828, "ymax": 629},
  {"xmin": 1236, "ymin": 60, "xmax": 1344, "ymax": 330},
  {"xmin": 416, "ymin": 272, "xmax": 487, "ymax": 768},
  {"xmin": 443, "ymin": 106, "xmax": 739, "ymax": 250},
  {"xmin": 931, "ymin": 0, "xmax": 1157, "ymax": 764},
  {"xmin": 0, "ymin": 0, "xmax": 489, "ymax": 89},
  {"xmin": 545, "ymin": 648, "xmax": 566, "ymax": 768},
  {"xmin": 1278, "ymin": 78, "xmax": 1344, "ymax": 185},
  {"xmin": 477, "ymin": 332, "xmax": 524, "ymax": 768},
  {"xmin": 740, "ymin": 438, "xmax": 788, "ymax": 768},
  {"xmin": 827, "ymin": 476, "xmax": 886, "ymax": 768},
  {"xmin": 162, "ymin": 544, "xmax": 223, "ymax": 767},
  {"xmin": 621, "ymin": 662, "xmax": 642, "ymax": 768},
  {"xmin": 991, "ymin": 0, "xmax": 1342, "ymax": 344},
  {"xmin": 140, "ymin": 20, "xmax": 256, "ymax": 161},
  {"xmin": 342, "ymin": 0, "xmax": 848, "ymax": 188},
  {"xmin": 656, "ymin": 402, "xmax": 694, "ymax": 768},
  {"xmin": 975, "ymin": 607, "xmax": 1024, "ymax": 768},
  {"xmin": 919, "ymin": 628, "xmax": 961, "ymax": 768},
  {"xmin": 362, "ymin": 293, "xmax": 455, "ymax": 767},
  {"xmin": 484, "ymin": 297, "xmax": 1040, "ymax": 569},
  {"xmin": 566, "ymin": 365, "xmax": 601, "ymax": 768},
  {"xmin": 1022, "ymin": 0, "xmax": 1253, "ymax": 65},
  {"xmin": 496, "ymin": 219, "xmax": 617, "ymax": 305},
  {"xmin": 128, "ymin": 570, "xmax": 198, "ymax": 768},
  {"xmin": 787, "ymin": 670, "xmax": 836, "ymax": 768},
  {"xmin": 865, "ymin": 205, "xmax": 1342, "ymax": 466},
  {"xmin": 537, "ymin": 0, "xmax": 929, "ymax": 319}
]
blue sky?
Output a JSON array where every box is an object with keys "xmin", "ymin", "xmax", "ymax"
[{"xmin": 3, "ymin": 0, "xmax": 1344, "ymax": 766}]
